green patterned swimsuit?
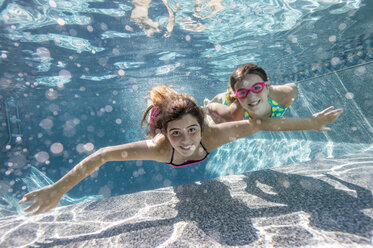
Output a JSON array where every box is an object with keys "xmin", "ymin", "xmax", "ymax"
[{"xmin": 223, "ymin": 97, "xmax": 287, "ymax": 120}]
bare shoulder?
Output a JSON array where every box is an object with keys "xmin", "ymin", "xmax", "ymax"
[
  {"xmin": 137, "ymin": 134, "xmax": 172, "ymax": 162},
  {"xmin": 201, "ymin": 122, "xmax": 220, "ymax": 152},
  {"xmin": 201, "ymin": 120, "xmax": 259, "ymax": 152},
  {"xmin": 150, "ymin": 135, "xmax": 173, "ymax": 163},
  {"xmin": 268, "ymin": 83, "xmax": 298, "ymax": 108}
]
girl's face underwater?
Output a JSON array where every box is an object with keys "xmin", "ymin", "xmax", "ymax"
[
  {"xmin": 235, "ymin": 73, "xmax": 270, "ymax": 117},
  {"xmin": 166, "ymin": 114, "xmax": 202, "ymax": 157}
]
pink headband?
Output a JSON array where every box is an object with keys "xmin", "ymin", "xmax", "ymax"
[{"xmin": 149, "ymin": 106, "xmax": 161, "ymax": 128}]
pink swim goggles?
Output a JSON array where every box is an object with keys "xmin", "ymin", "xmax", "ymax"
[{"xmin": 235, "ymin": 82, "xmax": 266, "ymax": 99}]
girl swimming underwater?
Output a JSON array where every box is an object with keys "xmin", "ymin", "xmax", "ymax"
[
  {"xmin": 19, "ymin": 85, "xmax": 342, "ymax": 214},
  {"xmin": 205, "ymin": 63, "xmax": 298, "ymax": 123}
]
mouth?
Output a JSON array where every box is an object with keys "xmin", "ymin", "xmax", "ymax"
[
  {"xmin": 247, "ymin": 99, "xmax": 261, "ymax": 107},
  {"xmin": 180, "ymin": 145, "xmax": 195, "ymax": 151}
]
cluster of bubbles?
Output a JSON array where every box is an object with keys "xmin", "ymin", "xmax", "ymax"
[{"xmin": 76, "ymin": 143, "xmax": 95, "ymax": 154}]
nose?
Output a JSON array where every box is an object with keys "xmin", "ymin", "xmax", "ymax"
[
  {"xmin": 245, "ymin": 91, "xmax": 256, "ymax": 99},
  {"xmin": 181, "ymin": 132, "xmax": 191, "ymax": 143}
]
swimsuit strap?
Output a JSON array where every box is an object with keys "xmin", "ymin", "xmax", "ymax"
[
  {"xmin": 200, "ymin": 142, "xmax": 209, "ymax": 154},
  {"xmin": 169, "ymin": 147, "xmax": 175, "ymax": 164},
  {"xmin": 168, "ymin": 142, "xmax": 209, "ymax": 166}
]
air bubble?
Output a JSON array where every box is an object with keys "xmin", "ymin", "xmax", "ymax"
[
  {"xmin": 48, "ymin": 104, "xmax": 59, "ymax": 113},
  {"xmin": 87, "ymin": 25, "xmax": 93, "ymax": 32},
  {"xmin": 282, "ymin": 179, "xmax": 290, "ymax": 188},
  {"xmin": 49, "ymin": 0, "xmax": 57, "ymax": 8},
  {"xmin": 116, "ymin": 119, "xmax": 122, "ymax": 124},
  {"xmin": 50, "ymin": 143, "xmax": 64, "ymax": 154},
  {"xmin": 59, "ymin": 70, "xmax": 71, "ymax": 80},
  {"xmin": 125, "ymin": 25, "xmax": 133, "ymax": 32},
  {"xmin": 98, "ymin": 57, "xmax": 108, "ymax": 66},
  {"xmin": 214, "ymin": 44, "xmax": 222, "ymax": 51},
  {"xmin": 117, "ymin": 69, "xmax": 125, "ymax": 76},
  {"xmin": 190, "ymin": 145, "xmax": 196, "ymax": 152},
  {"xmin": 138, "ymin": 168, "xmax": 145, "ymax": 174},
  {"xmin": 15, "ymin": 136, "xmax": 22, "ymax": 143},
  {"xmin": 345, "ymin": 92, "xmax": 354, "ymax": 99},
  {"xmin": 163, "ymin": 179, "xmax": 172, "ymax": 187},
  {"xmin": 76, "ymin": 144, "xmax": 85, "ymax": 153},
  {"xmin": 112, "ymin": 48, "xmax": 120, "ymax": 56},
  {"xmin": 57, "ymin": 18, "xmax": 65, "ymax": 26},
  {"xmin": 40, "ymin": 118, "xmax": 53, "ymax": 130},
  {"xmin": 354, "ymin": 66, "xmax": 366, "ymax": 76},
  {"xmin": 2, "ymin": 14, "xmax": 10, "ymax": 21},
  {"xmin": 331, "ymin": 57, "xmax": 341, "ymax": 66},
  {"xmin": 69, "ymin": 29, "xmax": 78, "ymax": 36},
  {"xmin": 104, "ymin": 105, "xmax": 112, "ymax": 112},
  {"xmin": 98, "ymin": 186, "xmax": 111, "ymax": 197},
  {"xmin": 338, "ymin": 23, "xmax": 346, "ymax": 30},
  {"xmin": 100, "ymin": 23, "xmax": 108, "ymax": 31},
  {"xmin": 185, "ymin": 35, "xmax": 191, "ymax": 41},
  {"xmin": 64, "ymin": 124, "xmax": 76, "ymax": 137},
  {"xmin": 84, "ymin": 143, "xmax": 94, "ymax": 152},
  {"xmin": 328, "ymin": 35, "xmax": 336, "ymax": 42},
  {"xmin": 35, "ymin": 151, "xmax": 50, "ymax": 163}
]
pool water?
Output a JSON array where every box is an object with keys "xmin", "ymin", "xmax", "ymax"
[{"xmin": 0, "ymin": 0, "xmax": 372, "ymax": 217}]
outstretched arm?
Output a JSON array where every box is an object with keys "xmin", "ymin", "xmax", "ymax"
[
  {"xmin": 268, "ymin": 82, "xmax": 298, "ymax": 108},
  {"xmin": 205, "ymin": 106, "xmax": 343, "ymax": 150},
  {"xmin": 207, "ymin": 100, "xmax": 242, "ymax": 123},
  {"xmin": 259, "ymin": 106, "xmax": 342, "ymax": 132},
  {"xmin": 19, "ymin": 139, "xmax": 166, "ymax": 215}
]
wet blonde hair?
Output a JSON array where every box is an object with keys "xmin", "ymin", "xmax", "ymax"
[{"xmin": 141, "ymin": 86, "xmax": 205, "ymax": 138}]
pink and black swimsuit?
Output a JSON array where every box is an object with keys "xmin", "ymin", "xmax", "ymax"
[{"xmin": 167, "ymin": 142, "xmax": 210, "ymax": 168}]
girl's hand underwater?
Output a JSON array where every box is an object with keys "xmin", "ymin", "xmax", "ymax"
[
  {"xmin": 19, "ymin": 184, "xmax": 63, "ymax": 215},
  {"xmin": 311, "ymin": 106, "xmax": 343, "ymax": 131}
]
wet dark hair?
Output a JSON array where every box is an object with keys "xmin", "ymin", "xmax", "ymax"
[
  {"xmin": 226, "ymin": 64, "xmax": 268, "ymax": 103},
  {"xmin": 141, "ymin": 86, "xmax": 205, "ymax": 138}
]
